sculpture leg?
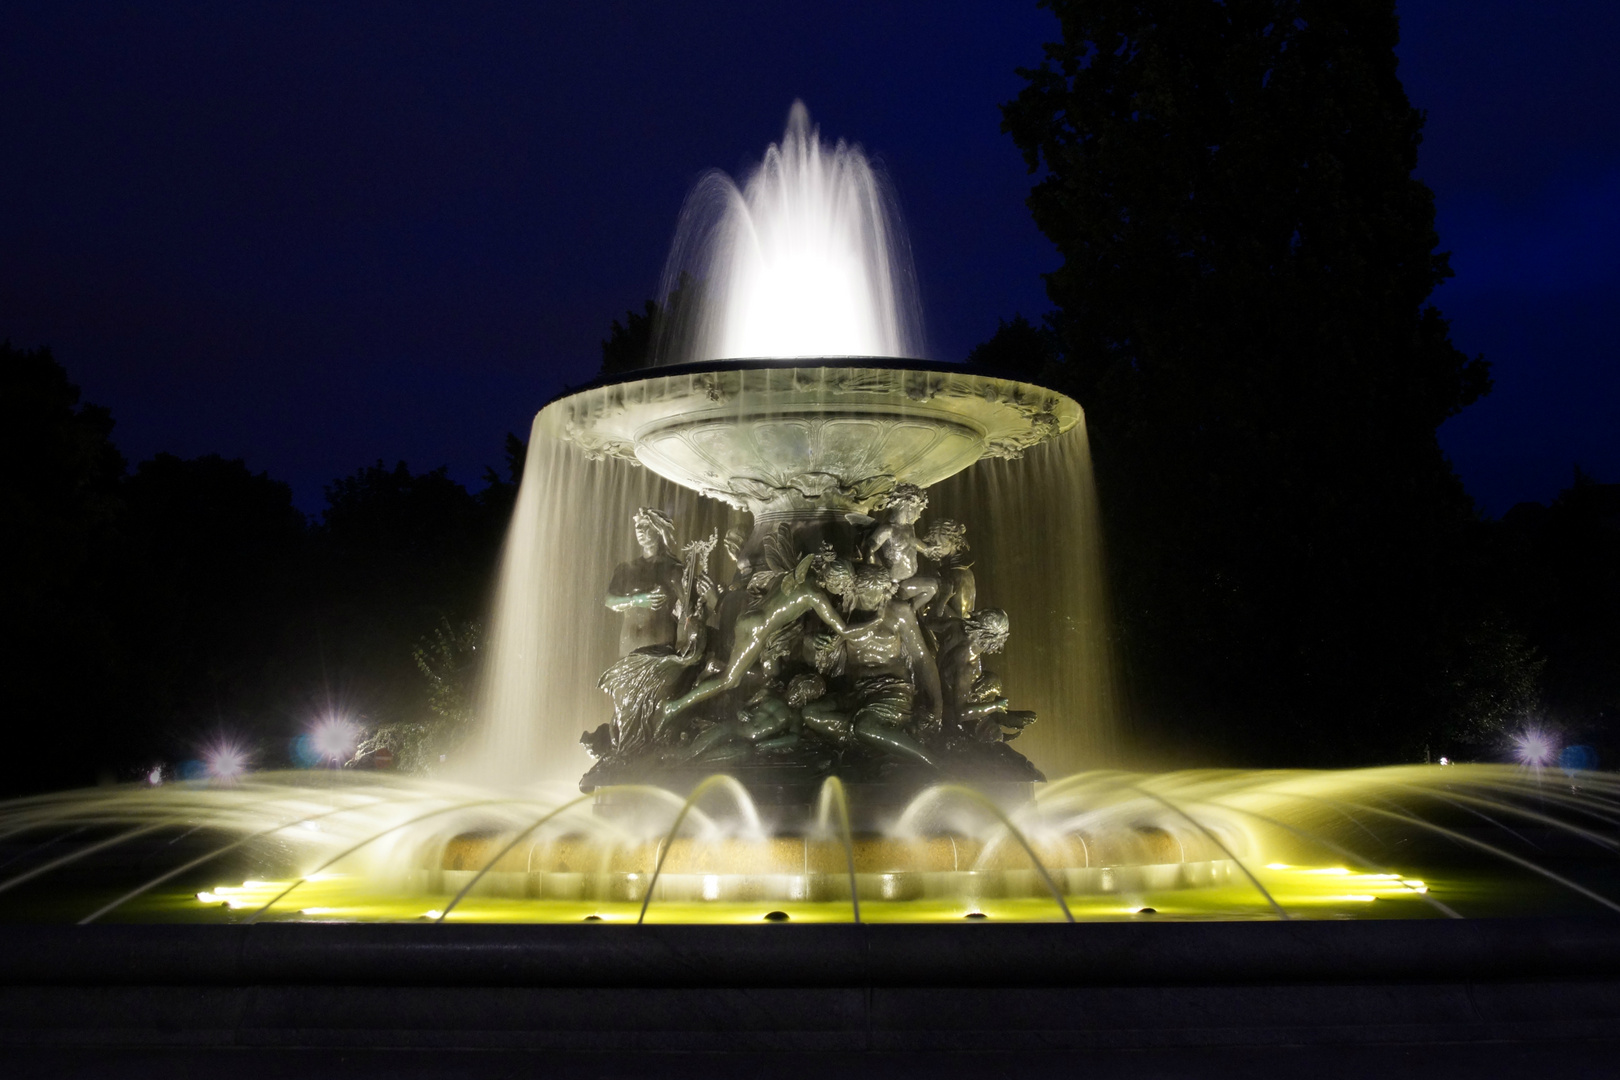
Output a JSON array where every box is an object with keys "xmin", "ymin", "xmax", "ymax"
[
  {"xmin": 682, "ymin": 720, "xmax": 745, "ymax": 762},
  {"xmin": 801, "ymin": 700, "xmax": 854, "ymax": 747},
  {"xmin": 854, "ymin": 718, "xmax": 938, "ymax": 769},
  {"xmin": 659, "ymin": 632, "xmax": 764, "ymax": 729},
  {"xmin": 896, "ymin": 574, "xmax": 939, "ymax": 617},
  {"xmin": 850, "ymin": 677, "xmax": 938, "ymax": 769},
  {"xmin": 961, "ymin": 697, "xmax": 1012, "ymax": 719},
  {"xmin": 947, "ymin": 567, "xmax": 975, "ymax": 619},
  {"xmin": 755, "ymin": 733, "xmax": 802, "ymax": 754}
]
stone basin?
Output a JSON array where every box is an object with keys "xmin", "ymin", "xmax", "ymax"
[{"xmin": 553, "ymin": 360, "xmax": 1082, "ymax": 517}]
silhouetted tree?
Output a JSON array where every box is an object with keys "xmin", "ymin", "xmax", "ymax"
[
  {"xmin": 0, "ymin": 342, "xmax": 128, "ymax": 792},
  {"xmin": 477, "ymin": 431, "xmax": 528, "ymax": 527},
  {"xmin": 307, "ymin": 461, "xmax": 500, "ymax": 729},
  {"xmin": 599, "ymin": 272, "xmax": 705, "ymax": 373},
  {"xmin": 2, "ymin": 338, "xmax": 537, "ymax": 791},
  {"xmin": 116, "ymin": 454, "xmax": 309, "ymax": 754},
  {"xmin": 998, "ymin": 0, "xmax": 1522, "ymax": 763},
  {"xmin": 352, "ymin": 617, "xmax": 483, "ymax": 774},
  {"xmin": 1493, "ymin": 470, "xmax": 1620, "ymax": 759},
  {"xmin": 601, "ymin": 300, "xmax": 661, "ymax": 375},
  {"xmin": 966, "ymin": 314, "xmax": 1060, "ymax": 379}
]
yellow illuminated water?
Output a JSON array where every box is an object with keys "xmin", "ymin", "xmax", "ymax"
[{"xmin": 1, "ymin": 764, "xmax": 1612, "ymax": 925}]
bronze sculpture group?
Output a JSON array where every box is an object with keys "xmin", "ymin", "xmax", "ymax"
[{"xmin": 580, "ymin": 486, "xmax": 1043, "ymax": 791}]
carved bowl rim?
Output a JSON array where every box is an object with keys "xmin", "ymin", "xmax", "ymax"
[{"xmin": 541, "ymin": 356, "xmax": 1079, "ymax": 413}]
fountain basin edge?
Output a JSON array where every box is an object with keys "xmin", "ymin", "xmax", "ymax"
[{"xmin": 3, "ymin": 918, "xmax": 1619, "ymax": 1066}]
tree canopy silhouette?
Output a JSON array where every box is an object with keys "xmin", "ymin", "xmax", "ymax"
[
  {"xmin": 599, "ymin": 272, "xmax": 705, "ymax": 373},
  {"xmin": 0, "ymin": 343, "xmax": 525, "ymax": 794},
  {"xmin": 997, "ymin": 0, "xmax": 1527, "ymax": 763}
]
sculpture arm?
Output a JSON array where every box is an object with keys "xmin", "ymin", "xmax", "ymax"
[
  {"xmin": 802, "ymin": 590, "xmax": 850, "ymax": 636},
  {"xmin": 605, "ymin": 585, "xmax": 667, "ymax": 613},
  {"xmin": 842, "ymin": 614, "xmax": 883, "ymax": 640}
]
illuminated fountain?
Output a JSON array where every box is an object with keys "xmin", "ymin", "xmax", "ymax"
[{"xmin": 1, "ymin": 104, "xmax": 1617, "ymax": 929}]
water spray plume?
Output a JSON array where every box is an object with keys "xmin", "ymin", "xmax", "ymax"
[
  {"xmin": 0, "ymin": 765, "xmax": 1613, "ymax": 923},
  {"xmin": 658, "ymin": 101, "xmax": 922, "ymax": 364}
]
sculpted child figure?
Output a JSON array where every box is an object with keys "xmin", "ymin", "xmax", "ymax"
[
  {"xmin": 937, "ymin": 607, "xmax": 1036, "ymax": 742},
  {"xmin": 862, "ymin": 484, "xmax": 962, "ymax": 616}
]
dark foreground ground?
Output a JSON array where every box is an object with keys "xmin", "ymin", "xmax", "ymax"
[{"xmin": 2, "ymin": 918, "xmax": 1619, "ymax": 1078}]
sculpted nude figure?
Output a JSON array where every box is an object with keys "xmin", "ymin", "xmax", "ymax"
[
  {"xmin": 658, "ymin": 556, "xmax": 856, "ymax": 730},
  {"xmin": 840, "ymin": 581, "xmax": 944, "ymax": 730},
  {"xmin": 604, "ymin": 508, "xmax": 684, "ymax": 654},
  {"xmin": 680, "ymin": 674, "xmax": 827, "ymax": 763}
]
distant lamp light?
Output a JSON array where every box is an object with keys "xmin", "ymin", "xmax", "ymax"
[
  {"xmin": 146, "ymin": 765, "xmax": 164, "ymax": 786},
  {"xmin": 203, "ymin": 740, "xmax": 249, "ymax": 783},
  {"xmin": 1512, "ymin": 728, "xmax": 1557, "ymax": 768},
  {"xmin": 309, "ymin": 716, "xmax": 360, "ymax": 766}
]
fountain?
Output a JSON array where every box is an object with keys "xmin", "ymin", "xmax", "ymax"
[
  {"xmin": 4, "ymin": 105, "xmax": 1620, "ymax": 1068},
  {"xmin": 0, "ymin": 104, "xmax": 1615, "ymax": 935},
  {"xmin": 3, "ymin": 101, "xmax": 1619, "ymax": 1079}
]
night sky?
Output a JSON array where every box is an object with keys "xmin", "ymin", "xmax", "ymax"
[{"xmin": 2, "ymin": 1, "xmax": 1615, "ymax": 517}]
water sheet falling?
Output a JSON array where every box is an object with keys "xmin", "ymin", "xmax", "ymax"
[
  {"xmin": 464, "ymin": 405, "xmax": 733, "ymax": 787},
  {"xmin": 655, "ymin": 101, "xmax": 924, "ymax": 364},
  {"xmin": 929, "ymin": 420, "xmax": 1122, "ymax": 775}
]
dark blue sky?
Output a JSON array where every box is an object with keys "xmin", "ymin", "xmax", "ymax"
[{"xmin": 2, "ymin": 1, "xmax": 1614, "ymax": 516}]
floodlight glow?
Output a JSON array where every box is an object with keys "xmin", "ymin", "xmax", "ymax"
[
  {"xmin": 310, "ymin": 716, "xmax": 360, "ymax": 764},
  {"xmin": 203, "ymin": 740, "xmax": 249, "ymax": 783},
  {"xmin": 1512, "ymin": 728, "xmax": 1557, "ymax": 768}
]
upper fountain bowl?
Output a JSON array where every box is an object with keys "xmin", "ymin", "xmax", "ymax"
[{"xmin": 551, "ymin": 359, "xmax": 1082, "ymax": 518}]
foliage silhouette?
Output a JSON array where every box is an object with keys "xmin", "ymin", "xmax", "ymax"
[
  {"xmin": 0, "ymin": 345, "xmax": 520, "ymax": 794},
  {"xmin": 599, "ymin": 271, "xmax": 705, "ymax": 373},
  {"xmin": 996, "ymin": 0, "xmax": 1527, "ymax": 763},
  {"xmin": 1, "ymin": 341, "xmax": 128, "ymax": 792}
]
